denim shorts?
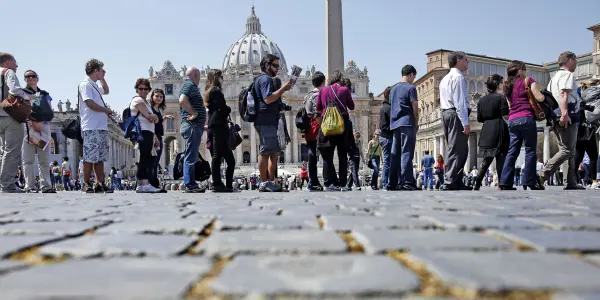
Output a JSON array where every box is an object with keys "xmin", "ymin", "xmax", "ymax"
[{"xmin": 255, "ymin": 125, "xmax": 280, "ymax": 155}]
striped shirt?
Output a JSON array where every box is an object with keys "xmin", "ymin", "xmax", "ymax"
[{"xmin": 180, "ymin": 79, "xmax": 206, "ymax": 126}]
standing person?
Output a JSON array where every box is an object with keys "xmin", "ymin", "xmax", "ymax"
[
  {"xmin": 149, "ymin": 88, "xmax": 168, "ymax": 192},
  {"xmin": 421, "ymin": 150, "xmax": 435, "ymax": 191},
  {"xmin": 473, "ymin": 74, "xmax": 509, "ymax": 190},
  {"xmin": 574, "ymin": 79, "xmax": 599, "ymax": 188},
  {"xmin": 21, "ymin": 69, "xmax": 55, "ymax": 193},
  {"xmin": 499, "ymin": 61, "xmax": 545, "ymax": 190},
  {"xmin": 434, "ymin": 155, "xmax": 445, "ymax": 190},
  {"xmin": 303, "ymin": 71, "xmax": 326, "ymax": 191},
  {"xmin": 130, "ymin": 78, "xmax": 161, "ymax": 193},
  {"xmin": 379, "ymin": 87, "xmax": 393, "ymax": 189},
  {"xmin": 347, "ymin": 131, "xmax": 363, "ymax": 190},
  {"xmin": 51, "ymin": 161, "xmax": 61, "ymax": 189},
  {"xmin": 439, "ymin": 51, "xmax": 471, "ymax": 191},
  {"xmin": 299, "ymin": 162, "xmax": 308, "ymax": 189},
  {"xmin": 366, "ymin": 131, "xmax": 382, "ymax": 190},
  {"xmin": 179, "ymin": 67, "xmax": 207, "ymax": 193},
  {"xmin": 538, "ymin": 52, "xmax": 583, "ymax": 190},
  {"xmin": 0, "ymin": 52, "xmax": 33, "ymax": 193},
  {"xmin": 254, "ymin": 54, "xmax": 292, "ymax": 192},
  {"xmin": 315, "ymin": 70, "xmax": 355, "ymax": 191},
  {"xmin": 388, "ymin": 65, "xmax": 419, "ymax": 191},
  {"xmin": 61, "ymin": 157, "xmax": 72, "ymax": 191},
  {"xmin": 78, "ymin": 59, "xmax": 113, "ymax": 193},
  {"xmin": 205, "ymin": 69, "xmax": 235, "ymax": 193}
]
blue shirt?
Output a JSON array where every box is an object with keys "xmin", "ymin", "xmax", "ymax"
[
  {"xmin": 390, "ymin": 82, "xmax": 418, "ymax": 129},
  {"xmin": 180, "ymin": 79, "xmax": 206, "ymax": 126},
  {"xmin": 422, "ymin": 154, "xmax": 435, "ymax": 169},
  {"xmin": 254, "ymin": 73, "xmax": 281, "ymax": 126}
]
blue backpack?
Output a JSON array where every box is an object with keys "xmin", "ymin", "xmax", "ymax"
[{"xmin": 121, "ymin": 105, "xmax": 142, "ymax": 143}]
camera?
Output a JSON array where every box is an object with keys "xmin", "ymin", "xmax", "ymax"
[{"xmin": 279, "ymin": 103, "xmax": 292, "ymax": 112}]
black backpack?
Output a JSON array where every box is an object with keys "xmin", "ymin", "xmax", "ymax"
[
  {"xmin": 296, "ymin": 90, "xmax": 317, "ymax": 133},
  {"xmin": 121, "ymin": 107, "xmax": 132, "ymax": 128},
  {"xmin": 61, "ymin": 117, "xmax": 83, "ymax": 144},
  {"xmin": 238, "ymin": 77, "xmax": 260, "ymax": 122},
  {"xmin": 29, "ymin": 90, "xmax": 54, "ymax": 122},
  {"xmin": 173, "ymin": 152, "xmax": 211, "ymax": 181}
]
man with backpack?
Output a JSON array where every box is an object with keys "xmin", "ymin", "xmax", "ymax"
[
  {"xmin": 0, "ymin": 52, "xmax": 33, "ymax": 193},
  {"xmin": 302, "ymin": 71, "xmax": 325, "ymax": 191},
  {"xmin": 252, "ymin": 54, "xmax": 292, "ymax": 192}
]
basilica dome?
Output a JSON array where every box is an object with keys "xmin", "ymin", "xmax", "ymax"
[{"xmin": 222, "ymin": 6, "xmax": 288, "ymax": 76}]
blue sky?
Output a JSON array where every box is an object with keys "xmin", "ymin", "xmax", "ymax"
[{"xmin": 4, "ymin": 0, "xmax": 599, "ymax": 112}]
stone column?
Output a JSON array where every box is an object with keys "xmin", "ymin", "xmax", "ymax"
[
  {"xmin": 292, "ymin": 111, "xmax": 299, "ymax": 163},
  {"xmin": 433, "ymin": 136, "xmax": 438, "ymax": 158},
  {"xmin": 325, "ymin": 0, "xmax": 344, "ymax": 77},
  {"xmin": 236, "ymin": 115, "xmax": 243, "ymax": 165},
  {"xmin": 415, "ymin": 140, "xmax": 421, "ymax": 167},
  {"xmin": 468, "ymin": 133, "xmax": 478, "ymax": 172},
  {"xmin": 439, "ymin": 136, "xmax": 446, "ymax": 159},
  {"xmin": 285, "ymin": 112, "xmax": 292, "ymax": 163},
  {"xmin": 543, "ymin": 126, "xmax": 550, "ymax": 163},
  {"xmin": 250, "ymin": 125, "xmax": 257, "ymax": 163},
  {"xmin": 361, "ymin": 111, "xmax": 369, "ymax": 153}
]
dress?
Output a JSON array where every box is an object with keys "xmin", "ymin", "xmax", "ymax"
[{"xmin": 477, "ymin": 93, "xmax": 509, "ymax": 158}]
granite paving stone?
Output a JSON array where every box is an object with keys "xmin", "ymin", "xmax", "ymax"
[
  {"xmin": 403, "ymin": 251, "xmax": 600, "ymax": 293},
  {"xmin": 0, "ymin": 257, "xmax": 212, "ymax": 299},
  {"xmin": 38, "ymin": 235, "xmax": 199, "ymax": 258},
  {"xmin": 489, "ymin": 229, "xmax": 600, "ymax": 252},
  {"xmin": 0, "ymin": 221, "xmax": 108, "ymax": 236},
  {"xmin": 517, "ymin": 216, "xmax": 600, "ymax": 230},
  {"xmin": 198, "ymin": 230, "xmax": 348, "ymax": 256},
  {"xmin": 211, "ymin": 255, "xmax": 419, "ymax": 296},
  {"xmin": 419, "ymin": 215, "xmax": 542, "ymax": 230},
  {"xmin": 353, "ymin": 230, "xmax": 514, "ymax": 254},
  {"xmin": 551, "ymin": 292, "xmax": 600, "ymax": 300},
  {"xmin": 321, "ymin": 215, "xmax": 435, "ymax": 230},
  {"xmin": 0, "ymin": 261, "xmax": 28, "ymax": 274},
  {"xmin": 584, "ymin": 255, "xmax": 600, "ymax": 265},
  {"xmin": 212, "ymin": 215, "xmax": 320, "ymax": 230},
  {"xmin": 95, "ymin": 219, "xmax": 213, "ymax": 235},
  {"xmin": 0, "ymin": 236, "xmax": 61, "ymax": 257}
]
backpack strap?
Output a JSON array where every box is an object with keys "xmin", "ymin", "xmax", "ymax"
[{"xmin": 329, "ymin": 84, "xmax": 348, "ymax": 111}]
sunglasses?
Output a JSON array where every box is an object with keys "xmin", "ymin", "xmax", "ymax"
[
  {"xmin": 138, "ymin": 88, "xmax": 150, "ymax": 91},
  {"xmin": 25, "ymin": 75, "xmax": 38, "ymax": 79},
  {"xmin": 271, "ymin": 63, "xmax": 280, "ymax": 68}
]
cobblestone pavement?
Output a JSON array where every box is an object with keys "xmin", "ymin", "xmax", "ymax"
[{"xmin": 1, "ymin": 187, "xmax": 600, "ymax": 299}]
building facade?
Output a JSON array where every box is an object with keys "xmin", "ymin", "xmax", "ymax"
[{"xmin": 147, "ymin": 6, "xmax": 380, "ymax": 173}]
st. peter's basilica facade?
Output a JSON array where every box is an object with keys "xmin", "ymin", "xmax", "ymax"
[{"xmin": 147, "ymin": 7, "xmax": 379, "ymax": 172}]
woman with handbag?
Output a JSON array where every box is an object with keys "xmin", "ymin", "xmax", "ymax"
[
  {"xmin": 574, "ymin": 80, "xmax": 599, "ymax": 188},
  {"xmin": 149, "ymin": 88, "xmax": 169, "ymax": 192},
  {"xmin": 130, "ymin": 78, "xmax": 161, "ymax": 193},
  {"xmin": 315, "ymin": 71, "xmax": 355, "ymax": 191},
  {"xmin": 499, "ymin": 61, "xmax": 546, "ymax": 190},
  {"xmin": 473, "ymin": 74, "xmax": 509, "ymax": 190},
  {"xmin": 205, "ymin": 69, "xmax": 235, "ymax": 193}
]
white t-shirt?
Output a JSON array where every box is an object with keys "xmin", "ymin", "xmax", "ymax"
[
  {"xmin": 548, "ymin": 69, "xmax": 580, "ymax": 110},
  {"xmin": 62, "ymin": 161, "xmax": 71, "ymax": 172},
  {"xmin": 78, "ymin": 78, "xmax": 107, "ymax": 131},
  {"xmin": 130, "ymin": 96, "xmax": 155, "ymax": 132}
]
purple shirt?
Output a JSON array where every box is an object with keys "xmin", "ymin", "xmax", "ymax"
[
  {"xmin": 315, "ymin": 83, "xmax": 355, "ymax": 117},
  {"xmin": 508, "ymin": 77, "xmax": 535, "ymax": 120}
]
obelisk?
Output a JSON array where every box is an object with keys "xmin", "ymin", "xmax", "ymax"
[{"xmin": 326, "ymin": 0, "xmax": 344, "ymax": 77}]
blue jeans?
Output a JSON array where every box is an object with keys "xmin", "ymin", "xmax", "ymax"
[
  {"xmin": 181, "ymin": 121, "xmax": 204, "ymax": 189},
  {"xmin": 500, "ymin": 116, "xmax": 538, "ymax": 186},
  {"xmin": 379, "ymin": 136, "xmax": 392, "ymax": 188},
  {"xmin": 423, "ymin": 168, "xmax": 434, "ymax": 189},
  {"xmin": 370, "ymin": 156, "xmax": 380, "ymax": 187},
  {"xmin": 307, "ymin": 141, "xmax": 320, "ymax": 187},
  {"xmin": 388, "ymin": 126, "xmax": 416, "ymax": 189}
]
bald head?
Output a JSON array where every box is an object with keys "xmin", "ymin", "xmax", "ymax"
[{"xmin": 186, "ymin": 66, "xmax": 200, "ymax": 84}]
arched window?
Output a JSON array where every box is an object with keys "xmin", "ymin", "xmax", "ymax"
[{"xmin": 468, "ymin": 81, "xmax": 475, "ymax": 94}]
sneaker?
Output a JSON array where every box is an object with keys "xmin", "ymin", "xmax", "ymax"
[
  {"xmin": 326, "ymin": 184, "xmax": 341, "ymax": 192},
  {"xmin": 341, "ymin": 186, "xmax": 351, "ymax": 192},
  {"xmin": 41, "ymin": 188, "xmax": 57, "ymax": 193},
  {"xmin": 591, "ymin": 182, "xmax": 600, "ymax": 190},
  {"xmin": 213, "ymin": 185, "xmax": 234, "ymax": 193},
  {"xmin": 183, "ymin": 186, "xmax": 206, "ymax": 193},
  {"xmin": 307, "ymin": 185, "xmax": 323, "ymax": 192},
  {"xmin": 25, "ymin": 188, "xmax": 39, "ymax": 193},
  {"xmin": 136, "ymin": 184, "xmax": 162, "ymax": 193},
  {"xmin": 2, "ymin": 188, "xmax": 25, "ymax": 193},
  {"xmin": 258, "ymin": 182, "xmax": 268, "ymax": 192},
  {"xmin": 101, "ymin": 184, "xmax": 114, "ymax": 193},
  {"xmin": 84, "ymin": 182, "xmax": 95, "ymax": 193}
]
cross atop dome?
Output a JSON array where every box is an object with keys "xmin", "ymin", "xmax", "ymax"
[{"xmin": 246, "ymin": 5, "xmax": 262, "ymax": 34}]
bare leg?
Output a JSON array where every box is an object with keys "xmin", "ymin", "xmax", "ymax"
[
  {"xmin": 258, "ymin": 155, "xmax": 269, "ymax": 182},
  {"xmin": 94, "ymin": 163, "xmax": 105, "ymax": 184},
  {"xmin": 268, "ymin": 153, "xmax": 280, "ymax": 181},
  {"xmin": 83, "ymin": 162, "xmax": 93, "ymax": 186}
]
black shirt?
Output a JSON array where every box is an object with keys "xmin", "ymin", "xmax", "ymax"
[
  {"xmin": 207, "ymin": 87, "xmax": 231, "ymax": 128},
  {"xmin": 379, "ymin": 100, "xmax": 392, "ymax": 139},
  {"xmin": 153, "ymin": 107, "xmax": 164, "ymax": 138}
]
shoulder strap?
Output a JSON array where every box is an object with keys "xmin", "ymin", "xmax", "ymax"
[
  {"xmin": 329, "ymin": 85, "xmax": 347, "ymax": 111},
  {"xmin": 1, "ymin": 69, "xmax": 10, "ymax": 100}
]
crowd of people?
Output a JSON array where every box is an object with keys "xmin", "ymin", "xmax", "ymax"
[{"xmin": 1, "ymin": 50, "xmax": 598, "ymax": 193}]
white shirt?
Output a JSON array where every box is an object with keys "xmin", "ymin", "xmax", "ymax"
[
  {"xmin": 78, "ymin": 77, "xmax": 107, "ymax": 131},
  {"xmin": 439, "ymin": 68, "xmax": 470, "ymax": 126},
  {"xmin": 130, "ymin": 96, "xmax": 155, "ymax": 132},
  {"xmin": 61, "ymin": 161, "xmax": 71, "ymax": 172},
  {"xmin": 548, "ymin": 68, "xmax": 581, "ymax": 111}
]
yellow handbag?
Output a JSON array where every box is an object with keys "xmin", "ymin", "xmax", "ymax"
[{"xmin": 321, "ymin": 85, "xmax": 346, "ymax": 136}]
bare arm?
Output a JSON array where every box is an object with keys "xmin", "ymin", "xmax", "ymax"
[
  {"xmin": 98, "ymin": 79, "xmax": 109, "ymax": 95},
  {"xmin": 265, "ymin": 87, "xmax": 287, "ymax": 104},
  {"xmin": 134, "ymin": 103, "xmax": 155, "ymax": 121},
  {"xmin": 559, "ymin": 90, "xmax": 569, "ymax": 116},
  {"xmin": 531, "ymin": 82, "xmax": 545, "ymax": 102},
  {"xmin": 178, "ymin": 94, "xmax": 195, "ymax": 115},
  {"xmin": 84, "ymin": 99, "xmax": 111, "ymax": 113},
  {"xmin": 412, "ymin": 100, "xmax": 419, "ymax": 126}
]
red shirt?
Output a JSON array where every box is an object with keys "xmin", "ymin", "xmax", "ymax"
[{"xmin": 300, "ymin": 167, "xmax": 308, "ymax": 178}]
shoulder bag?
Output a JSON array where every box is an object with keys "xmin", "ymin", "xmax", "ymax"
[
  {"xmin": 321, "ymin": 85, "xmax": 347, "ymax": 136},
  {"xmin": 1, "ymin": 69, "xmax": 32, "ymax": 123},
  {"xmin": 524, "ymin": 77, "xmax": 546, "ymax": 121}
]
